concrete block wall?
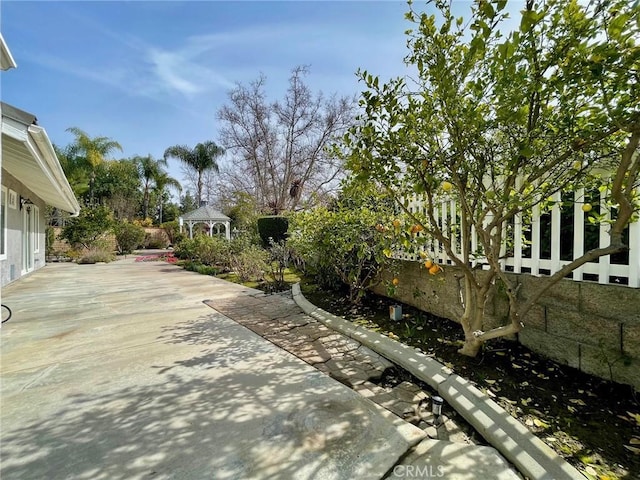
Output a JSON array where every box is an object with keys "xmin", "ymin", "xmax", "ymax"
[{"xmin": 373, "ymin": 260, "xmax": 640, "ymax": 390}]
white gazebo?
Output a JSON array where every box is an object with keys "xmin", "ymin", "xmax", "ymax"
[{"xmin": 179, "ymin": 205, "xmax": 231, "ymax": 240}]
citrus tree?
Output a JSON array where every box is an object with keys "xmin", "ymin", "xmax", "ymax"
[{"xmin": 346, "ymin": 0, "xmax": 639, "ymax": 356}]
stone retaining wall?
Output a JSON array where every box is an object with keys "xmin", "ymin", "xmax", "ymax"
[
  {"xmin": 373, "ymin": 260, "xmax": 640, "ymax": 390},
  {"xmin": 49, "ymin": 226, "xmax": 168, "ymax": 255},
  {"xmin": 49, "ymin": 227, "xmax": 117, "ymax": 255}
]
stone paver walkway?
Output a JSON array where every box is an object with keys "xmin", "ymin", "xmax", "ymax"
[{"xmin": 205, "ymin": 291, "xmax": 472, "ymax": 443}]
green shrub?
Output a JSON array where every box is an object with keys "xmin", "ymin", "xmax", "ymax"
[
  {"xmin": 229, "ymin": 231, "xmax": 260, "ymax": 255},
  {"xmin": 266, "ymin": 239, "xmax": 290, "ymax": 291},
  {"xmin": 78, "ymin": 248, "xmax": 115, "ymax": 264},
  {"xmin": 257, "ymin": 216, "xmax": 288, "ymax": 247},
  {"xmin": 287, "ymin": 182, "xmax": 394, "ymax": 303},
  {"xmin": 45, "ymin": 226, "xmax": 56, "ymax": 256},
  {"xmin": 161, "ymin": 220, "xmax": 182, "ymax": 245},
  {"xmin": 183, "ymin": 261, "xmax": 219, "ymax": 276},
  {"xmin": 174, "ymin": 235, "xmax": 230, "ymax": 267},
  {"xmin": 60, "ymin": 205, "xmax": 114, "ymax": 250},
  {"xmin": 114, "ymin": 222, "xmax": 145, "ymax": 254},
  {"xmin": 171, "ymin": 232, "xmax": 186, "ymax": 245},
  {"xmin": 229, "ymin": 244, "xmax": 268, "ymax": 282}
]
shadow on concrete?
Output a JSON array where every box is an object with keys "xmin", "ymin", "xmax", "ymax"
[{"xmin": 1, "ymin": 313, "xmax": 413, "ymax": 480}]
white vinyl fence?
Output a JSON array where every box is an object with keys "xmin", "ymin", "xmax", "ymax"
[{"xmin": 400, "ymin": 188, "xmax": 640, "ymax": 288}]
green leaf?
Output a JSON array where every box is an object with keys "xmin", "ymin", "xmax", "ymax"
[
  {"xmin": 533, "ymin": 418, "xmax": 549, "ymax": 428},
  {"xmin": 479, "ymin": 1, "xmax": 495, "ymax": 19},
  {"xmin": 519, "ymin": 9, "xmax": 543, "ymax": 33},
  {"xmin": 520, "ymin": 10, "xmax": 535, "ymax": 32},
  {"xmin": 608, "ymin": 13, "xmax": 630, "ymax": 40},
  {"xmin": 627, "ymin": 412, "xmax": 640, "ymax": 426}
]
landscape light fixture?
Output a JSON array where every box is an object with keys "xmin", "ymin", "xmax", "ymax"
[{"xmin": 431, "ymin": 395, "xmax": 444, "ymax": 425}]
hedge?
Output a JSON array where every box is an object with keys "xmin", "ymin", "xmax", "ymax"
[{"xmin": 257, "ymin": 216, "xmax": 288, "ymax": 246}]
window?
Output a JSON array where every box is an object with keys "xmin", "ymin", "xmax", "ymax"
[{"xmin": 1, "ymin": 186, "xmax": 7, "ymax": 260}]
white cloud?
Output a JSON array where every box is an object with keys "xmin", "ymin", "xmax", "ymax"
[
  {"xmin": 25, "ymin": 11, "xmax": 409, "ymax": 111},
  {"xmin": 147, "ymin": 49, "xmax": 204, "ymax": 96}
]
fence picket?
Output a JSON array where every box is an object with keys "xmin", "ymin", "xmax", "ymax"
[
  {"xmin": 598, "ymin": 187, "xmax": 611, "ymax": 284},
  {"xmin": 402, "ymin": 190, "xmax": 638, "ymax": 288},
  {"xmin": 573, "ymin": 188, "xmax": 585, "ymax": 281}
]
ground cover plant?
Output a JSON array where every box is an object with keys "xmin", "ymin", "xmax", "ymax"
[
  {"xmin": 173, "ymin": 234, "xmax": 301, "ymax": 292},
  {"xmin": 302, "ymin": 282, "xmax": 640, "ymax": 480}
]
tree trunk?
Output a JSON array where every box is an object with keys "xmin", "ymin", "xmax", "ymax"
[
  {"xmin": 197, "ymin": 172, "xmax": 203, "ymax": 206},
  {"xmin": 457, "ymin": 275, "xmax": 486, "ymax": 357},
  {"xmin": 143, "ymin": 190, "xmax": 149, "ymax": 219},
  {"xmin": 459, "ymin": 335, "xmax": 483, "ymax": 357}
]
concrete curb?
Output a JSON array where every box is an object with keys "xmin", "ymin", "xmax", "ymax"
[{"xmin": 292, "ymin": 283, "xmax": 586, "ymax": 480}]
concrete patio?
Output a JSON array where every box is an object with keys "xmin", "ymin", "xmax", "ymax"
[
  {"xmin": 0, "ymin": 257, "xmax": 520, "ymax": 480},
  {"xmin": 0, "ymin": 258, "xmax": 424, "ymax": 479}
]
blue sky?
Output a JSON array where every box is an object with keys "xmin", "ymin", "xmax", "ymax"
[{"xmin": 2, "ymin": 1, "xmax": 421, "ymax": 186}]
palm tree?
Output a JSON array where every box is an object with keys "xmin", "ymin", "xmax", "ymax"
[
  {"xmin": 66, "ymin": 127, "xmax": 122, "ymax": 203},
  {"xmin": 135, "ymin": 154, "xmax": 168, "ymax": 220},
  {"xmin": 163, "ymin": 141, "xmax": 224, "ymax": 206},
  {"xmin": 54, "ymin": 143, "xmax": 90, "ymax": 198},
  {"xmin": 153, "ymin": 171, "xmax": 182, "ymax": 224}
]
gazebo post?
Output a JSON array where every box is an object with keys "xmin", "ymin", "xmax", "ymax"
[
  {"xmin": 225, "ymin": 221, "xmax": 230, "ymax": 240},
  {"xmin": 188, "ymin": 222, "xmax": 194, "ymax": 239}
]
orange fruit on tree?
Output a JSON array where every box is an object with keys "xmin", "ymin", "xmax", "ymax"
[
  {"xmin": 424, "ymin": 260, "xmax": 433, "ymax": 269},
  {"xmin": 392, "ymin": 219, "xmax": 401, "ymax": 228},
  {"xmin": 429, "ymin": 264, "xmax": 440, "ymax": 275},
  {"xmin": 582, "ymin": 203, "xmax": 592, "ymax": 212},
  {"xmin": 392, "ymin": 277, "xmax": 400, "ymax": 286}
]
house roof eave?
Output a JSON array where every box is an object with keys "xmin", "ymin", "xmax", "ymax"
[
  {"xmin": 1, "ymin": 108, "xmax": 80, "ymax": 215},
  {"xmin": 0, "ymin": 34, "xmax": 17, "ymax": 71}
]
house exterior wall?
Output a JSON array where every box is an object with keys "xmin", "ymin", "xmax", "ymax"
[
  {"xmin": 1, "ymin": 170, "xmax": 46, "ymax": 286},
  {"xmin": 373, "ymin": 260, "xmax": 640, "ymax": 390}
]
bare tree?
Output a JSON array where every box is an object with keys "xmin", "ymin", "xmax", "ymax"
[{"xmin": 217, "ymin": 66, "xmax": 355, "ymax": 213}]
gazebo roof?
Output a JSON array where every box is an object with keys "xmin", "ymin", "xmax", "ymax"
[{"xmin": 180, "ymin": 205, "xmax": 230, "ymax": 222}]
